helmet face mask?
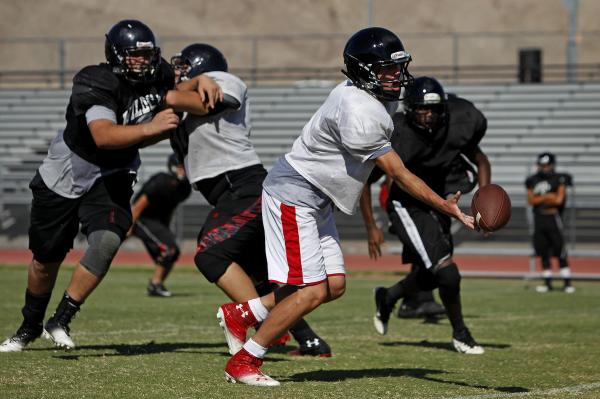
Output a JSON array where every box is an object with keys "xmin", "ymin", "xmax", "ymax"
[
  {"xmin": 343, "ymin": 27, "xmax": 413, "ymax": 102},
  {"xmin": 105, "ymin": 20, "xmax": 161, "ymax": 84}
]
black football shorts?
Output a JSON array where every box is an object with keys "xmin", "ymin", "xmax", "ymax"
[{"xmin": 28, "ymin": 171, "xmax": 134, "ymax": 263}]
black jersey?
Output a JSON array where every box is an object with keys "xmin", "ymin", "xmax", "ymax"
[
  {"xmin": 370, "ymin": 95, "xmax": 487, "ymax": 208},
  {"xmin": 525, "ymin": 172, "xmax": 570, "ymax": 215},
  {"xmin": 134, "ymin": 172, "xmax": 192, "ymax": 225},
  {"xmin": 63, "ymin": 59, "xmax": 175, "ymax": 169}
]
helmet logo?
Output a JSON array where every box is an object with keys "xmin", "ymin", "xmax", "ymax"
[
  {"xmin": 391, "ymin": 51, "xmax": 409, "ymax": 60},
  {"xmin": 423, "ymin": 93, "xmax": 442, "ymax": 104},
  {"xmin": 136, "ymin": 41, "xmax": 154, "ymax": 49}
]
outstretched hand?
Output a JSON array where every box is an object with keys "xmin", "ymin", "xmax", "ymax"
[{"xmin": 445, "ymin": 191, "xmax": 475, "ymax": 230}]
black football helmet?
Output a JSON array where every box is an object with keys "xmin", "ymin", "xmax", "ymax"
[
  {"xmin": 537, "ymin": 152, "xmax": 556, "ymax": 166},
  {"xmin": 342, "ymin": 27, "xmax": 413, "ymax": 101},
  {"xmin": 105, "ymin": 20, "xmax": 161, "ymax": 84},
  {"xmin": 171, "ymin": 43, "xmax": 228, "ymax": 80},
  {"xmin": 404, "ymin": 76, "xmax": 448, "ymax": 133}
]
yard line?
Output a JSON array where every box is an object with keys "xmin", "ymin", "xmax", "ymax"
[{"xmin": 445, "ymin": 382, "xmax": 600, "ymax": 399}]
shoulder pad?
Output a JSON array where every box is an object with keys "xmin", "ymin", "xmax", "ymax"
[
  {"xmin": 71, "ymin": 65, "xmax": 119, "ymax": 115},
  {"xmin": 73, "ymin": 64, "xmax": 120, "ymax": 93}
]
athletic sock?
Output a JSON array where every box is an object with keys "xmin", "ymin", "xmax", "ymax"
[
  {"xmin": 21, "ymin": 290, "xmax": 52, "ymax": 328},
  {"xmin": 289, "ymin": 318, "xmax": 318, "ymax": 342},
  {"xmin": 560, "ymin": 267, "xmax": 572, "ymax": 287},
  {"xmin": 542, "ymin": 269, "xmax": 553, "ymax": 289},
  {"xmin": 243, "ymin": 338, "xmax": 268, "ymax": 359},
  {"xmin": 248, "ymin": 298, "xmax": 269, "ymax": 322}
]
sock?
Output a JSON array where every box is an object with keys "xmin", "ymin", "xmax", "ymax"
[
  {"xmin": 560, "ymin": 267, "xmax": 572, "ymax": 287},
  {"xmin": 248, "ymin": 298, "xmax": 268, "ymax": 322},
  {"xmin": 542, "ymin": 270, "xmax": 553, "ymax": 288},
  {"xmin": 243, "ymin": 338, "xmax": 268, "ymax": 359},
  {"xmin": 50, "ymin": 292, "xmax": 83, "ymax": 325},
  {"xmin": 289, "ymin": 318, "xmax": 318, "ymax": 343},
  {"xmin": 21, "ymin": 290, "xmax": 52, "ymax": 328}
]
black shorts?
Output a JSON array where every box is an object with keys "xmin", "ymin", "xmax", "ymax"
[
  {"xmin": 132, "ymin": 217, "xmax": 179, "ymax": 267},
  {"xmin": 28, "ymin": 171, "xmax": 134, "ymax": 263},
  {"xmin": 387, "ymin": 200, "xmax": 453, "ymax": 269},
  {"xmin": 194, "ymin": 193, "xmax": 267, "ymax": 283},
  {"xmin": 533, "ymin": 213, "xmax": 566, "ymax": 258}
]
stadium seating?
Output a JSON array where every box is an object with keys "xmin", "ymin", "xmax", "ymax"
[{"xmin": 0, "ymin": 83, "xmax": 599, "ymax": 241}]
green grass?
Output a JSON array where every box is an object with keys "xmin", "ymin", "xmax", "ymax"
[{"xmin": 0, "ymin": 263, "xmax": 599, "ymax": 399}]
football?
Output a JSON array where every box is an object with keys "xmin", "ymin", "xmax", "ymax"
[{"xmin": 471, "ymin": 184, "xmax": 512, "ymax": 232}]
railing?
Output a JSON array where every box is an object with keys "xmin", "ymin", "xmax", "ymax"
[{"xmin": 2, "ymin": 30, "xmax": 600, "ymax": 87}]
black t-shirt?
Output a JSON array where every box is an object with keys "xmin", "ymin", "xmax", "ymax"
[
  {"xmin": 134, "ymin": 172, "xmax": 192, "ymax": 225},
  {"xmin": 525, "ymin": 171, "xmax": 571, "ymax": 215},
  {"xmin": 369, "ymin": 95, "xmax": 487, "ymax": 209},
  {"xmin": 63, "ymin": 59, "xmax": 175, "ymax": 169}
]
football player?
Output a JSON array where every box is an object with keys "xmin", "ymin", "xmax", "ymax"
[
  {"xmin": 217, "ymin": 28, "xmax": 475, "ymax": 386},
  {"xmin": 0, "ymin": 20, "xmax": 222, "ymax": 353},
  {"xmin": 525, "ymin": 152, "xmax": 574, "ymax": 293},
  {"xmin": 363, "ymin": 76, "xmax": 490, "ymax": 354},
  {"xmin": 129, "ymin": 153, "xmax": 192, "ymax": 297},
  {"xmin": 170, "ymin": 43, "xmax": 332, "ymax": 357}
]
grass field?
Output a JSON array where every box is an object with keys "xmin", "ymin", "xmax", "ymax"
[{"xmin": 0, "ymin": 263, "xmax": 599, "ymax": 399}]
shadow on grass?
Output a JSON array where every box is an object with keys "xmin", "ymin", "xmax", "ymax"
[
  {"xmin": 49, "ymin": 341, "xmax": 292, "ymax": 362},
  {"xmin": 47, "ymin": 341, "xmax": 224, "ymax": 359},
  {"xmin": 286, "ymin": 367, "xmax": 529, "ymax": 393},
  {"xmin": 380, "ymin": 340, "xmax": 511, "ymax": 352}
]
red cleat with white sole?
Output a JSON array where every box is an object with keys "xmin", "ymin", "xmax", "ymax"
[
  {"xmin": 224, "ymin": 348, "xmax": 280, "ymax": 386},
  {"xmin": 217, "ymin": 302, "xmax": 259, "ymax": 355}
]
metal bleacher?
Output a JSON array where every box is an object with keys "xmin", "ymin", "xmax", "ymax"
[{"xmin": 0, "ymin": 83, "xmax": 599, "ymax": 242}]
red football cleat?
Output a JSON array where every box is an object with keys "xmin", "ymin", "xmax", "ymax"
[
  {"xmin": 224, "ymin": 348, "xmax": 280, "ymax": 386},
  {"xmin": 217, "ymin": 302, "xmax": 259, "ymax": 355}
]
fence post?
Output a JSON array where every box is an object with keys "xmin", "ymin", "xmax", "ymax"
[
  {"xmin": 452, "ymin": 33, "xmax": 459, "ymax": 84},
  {"xmin": 59, "ymin": 39, "xmax": 66, "ymax": 89},
  {"xmin": 251, "ymin": 36, "xmax": 258, "ymax": 87}
]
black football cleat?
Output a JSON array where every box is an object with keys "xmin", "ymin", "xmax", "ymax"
[
  {"xmin": 288, "ymin": 337, "xmax": 332, "ymax": 357},
  {"xmin": 373, "ymin": 286, "xmax": 392, "ymax": 335}
]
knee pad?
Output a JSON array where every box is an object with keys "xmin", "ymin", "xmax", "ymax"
[
  {"xmin": 157, "ymin": 246, "xmax": 180, "ymax": 270},
  {"xmin": 435, "ymin": 263, "xmax": 461, "ymax": 298},
  {"xmin": 80, "ymin": 230, "xmax": 122, "ymax": 277}
]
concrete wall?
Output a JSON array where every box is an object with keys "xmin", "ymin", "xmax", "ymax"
[{"xmin": 1, "ymin": 0, "xmax": 599, "ymax": 73}]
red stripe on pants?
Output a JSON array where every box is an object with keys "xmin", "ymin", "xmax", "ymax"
[{"xmin": 280, "ymin": 203, "xmax": 303, "ymax": 284}]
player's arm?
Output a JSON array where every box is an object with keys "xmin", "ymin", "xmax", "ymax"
[
  {"xmin": 375, "ymin": 151, "xmax": 475, "ymax": 229},
  {"xmin": 464, "ymin": 145, "xmax": 491, "ymax": 187},
  {"xmin": 89, "ymin": 108, "xmax": 179, "ymax": 150},
  {"xmin": 127, "ymin": 193, "xmax": 150, "ymax": 237},
  {"xmin": 172, "ymin": 75, "xmax": 224, "ymax": 112},
  {"xmin": 359, "ymin": 184, "xmax": 385, "ymax": 259},
  {"xmin": 527, "ymin": 188, "xmax": 559, "ymax": 206}
]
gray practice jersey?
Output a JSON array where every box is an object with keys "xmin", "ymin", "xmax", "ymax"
[
  {"xmin": 269, "ymin": 80, "xmax": 395, "ymax": 215},
  {"xmin": 38, "ymin": 106, "xmax": 140, "ymax": 198},
  {"xmin": 183, "ymin": 71, "xmax": 261, "ymax": 183}
]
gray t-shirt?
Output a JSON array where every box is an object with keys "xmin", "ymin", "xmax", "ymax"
[
  {"xmin": 282, "ymin": 80, "xmax": 396, "ymax": 215},
  {"xmin": 183, "ymin": 71, "xmax": 261, "ymax": 184},
  {"xmin": 263, "ymin": 156, "xmax": 331, "ymax": 210},
  {"xmin": 38, "ymin": 105, "xmax": 140, "ymax": 198}
]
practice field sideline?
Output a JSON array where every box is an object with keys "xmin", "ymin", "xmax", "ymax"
[{"xmin": 0, "ymin": 264, "xmax": 599, "ymax": 399}]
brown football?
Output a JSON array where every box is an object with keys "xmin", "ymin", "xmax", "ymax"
[{"xmin": 471, "ymin": 184, "xmax": 512, "ymax": 232}]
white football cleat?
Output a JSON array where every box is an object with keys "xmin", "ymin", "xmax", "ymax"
[{"xmin": 43, "ymin": 324, "xmax": 75, "ymax": 350}]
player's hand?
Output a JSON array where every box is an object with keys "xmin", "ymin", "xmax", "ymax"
[
  {"xmin": 367, "ymin": 225, "xmax": 385, "ymax": 260},
  {"xmin": 445, "ymin": 191, "xmax": 475, "ymax": 230},
  {"xmin": 195, "ymin": 75, "xmax": 223, "ymax": 109},
  {"xmin": 148, "ymin": 108, "xmax": 180, "ymax": 135}
]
